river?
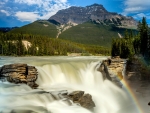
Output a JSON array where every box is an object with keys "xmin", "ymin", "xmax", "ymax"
[{"xmin": 0, "ymin": 56, "xmax": 148, "ymax": 113}]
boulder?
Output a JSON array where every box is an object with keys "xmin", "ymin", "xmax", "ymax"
[
  {"xmin": 27, "ymin": 66, "xmax": 38, "ymax": 82},
  {"xmin": 68, "ymin": 91, "xmax": 95, "ymax": 110},
  {"xmin": 68, "ymin": 91, "xmax": 84, "ymax": 102},
  {"xmin": 0, "ymin": 63, "xmax": 38, "ymax": 88},
  {"xmin": 27, "ymin": 82, "xmax": 39, "ymax": 89},
  {"xmin": 79, "ymin": 94, "xmax": 95, "ymax": 109}
]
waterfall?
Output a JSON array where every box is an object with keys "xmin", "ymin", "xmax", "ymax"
[{"xmin": 0, "ymin": 56, "xmax": 141, "ymax": 113}]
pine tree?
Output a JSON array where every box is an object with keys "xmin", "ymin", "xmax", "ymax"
[
  {"xmin": 124, "ymin": 29, "xmax": 129, "ymax": 39},
  {"xmin": 138, "ymin": 17, "xmax": 149, "ymax": 56},
  {"xmin": 16, "ymin": 34, "xmax": 24, "ymax": 56}
]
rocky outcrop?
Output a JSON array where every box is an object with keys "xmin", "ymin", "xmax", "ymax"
[
  {"xmin": 0, "ymin": 63, "xmax": 38, "ymax": 88},
  {"xmin": 78, "ymin": 94, "xmax": 96, "ymax": 109},
  {"xmin": 98, "ymin": 57, "xmax": 126, "ymax": 87},
  {"xmin": 49, "ymin": 3, "xmax": 137, "ymax": 27},
  {"xmin": 97, "ymin": 60, "xmax": 112, "ymax": 81},
  {"xmin": 68, "ymin": 91, "xmax": 95, "ymax": 110},
  {"xmin": 68, "ymin": 91, "xmax": 84, "ymax": 102},
  {"xmin": 38, "ymin": 90, "xmax": 95, "ymax": 110}
]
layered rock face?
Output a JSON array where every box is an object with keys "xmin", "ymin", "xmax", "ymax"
[
  {"xmin": 0, "ymin": 63, "xmax": 38, "ymax": 88},
  {"xmin": 98, "ymin": 57, "xmax": 126, "ymax": 87},
  {"xmin": 49, "ymin": 4, "xmax": 137, "ymax": 27}
]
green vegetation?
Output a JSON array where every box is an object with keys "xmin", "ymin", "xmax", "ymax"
[
  {"xmin": 111, "ymin": 17, "xmax": 150, "ymax": 79},
  {"xmin": 111, "ymin": 38, "xmax": 134, "ymax": 59},
  {"xmin": 111, "ymin": 17, "xmax": 150, "ymax": 59},
  {"xmin": 9, "ymin": 20, "xmax": 58, "ymax": 38},
  {"xmin": 59, "ymin": 21, "xmax": 135, "ymax": 47},
  {"xmin": 8, "ymin": 20, "xmax": 137, "ymax": 48},
  {"xmin": 0, "ymin": 33, "xmax": 110, "ymax": 56},
  {"xmin": 3, "ymin": 19, "xmax": 140, "ymax": 57},
  {"xmin": 138, "ymin": 17, "xmax": 150, "ymax": 56}
]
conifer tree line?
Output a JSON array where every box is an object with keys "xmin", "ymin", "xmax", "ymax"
[
  {"xmin": 0, "ymin": 33, "xmax": 110, "ymax": 56},
  {"xmin": 111, "ymin": 17, "xmax": 150, "ymax": 58}
]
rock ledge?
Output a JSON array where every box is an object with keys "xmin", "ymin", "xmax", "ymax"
[{"xmin": 0, "ymin": 63, "xmax": 38, "ymax": 88}]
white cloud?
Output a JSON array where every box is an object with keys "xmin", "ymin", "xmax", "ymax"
[
  {"xmin": 39, "ymin": 2, "xmax": 70, "ymax": 19},
  {"xmin": 14, "ymin": 0, "xmax": 68, "ymax": 7},
  {"xmin": 133, "ymin": 13, "xmax": 150, "ymax": 20},
  {"xmin": 0, "ymin": 9, "xmax": 10, "ymax": 16},
  {"xmin": 123, "ymin": 0, "xmax": 150, "ymax": 14},
  {"xmin": 13, "ymin": 0, "xmax": 70, "ymax": 21},
  {"xmin": 0, "ymin": 0, "xmax": 69, "ymax": 22},
  {"xmin": 15, "ymin": 11, "xmax": 39, "ymax": 22},
  {"xmin": 15, "ymin": 0, "xmax": 44, "ymax": 6}
]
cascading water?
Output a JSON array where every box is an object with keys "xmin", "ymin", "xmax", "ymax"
[{"xmin": 0, "ymin": 56, "xmax": 144, "ymax": 113}]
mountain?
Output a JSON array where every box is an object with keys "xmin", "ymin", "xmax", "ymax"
[
  {"xmin": 59, "ymin": 21, "xmax": 135, "ymax": 47},
  {"xmin": 49, "ymin": 3, "xmax": 137, "ymax": 27},
  {"xmin": 9, "ymin": 20, "xmax": 57, "ymax": 37},
  {"xmin": 9, "ymin": 4, "xmax": 138, "ymax": 48}
]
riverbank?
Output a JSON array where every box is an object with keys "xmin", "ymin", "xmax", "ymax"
[{"xmin": 125, "ymin": 57, "xmax": 150, "ymax": 109}]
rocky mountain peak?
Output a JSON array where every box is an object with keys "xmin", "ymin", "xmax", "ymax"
[
  {"xmin": 48, "ymin": 4, "xmax": 137, "ymax": 27},
  {"xmin": 86, "ymin": 3, "xmax": 107, "ymax": 11},
  {"xmin": 89, "ymin": 3, "xmax": 102, "ymax": 6}
]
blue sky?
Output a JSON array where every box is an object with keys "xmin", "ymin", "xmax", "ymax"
[{"xmin": 0, "ymin": 0, "xmax": 150, "ymax": 27}]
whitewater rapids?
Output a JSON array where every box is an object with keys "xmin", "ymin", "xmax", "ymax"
[{"xmin": 0, "ymin": 56, "xmax": 143, "ymax": 113}]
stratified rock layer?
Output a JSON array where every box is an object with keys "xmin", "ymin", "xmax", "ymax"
[{"xmin": 0, "ymin": 63, "xmax": 38, "ymax": 88}]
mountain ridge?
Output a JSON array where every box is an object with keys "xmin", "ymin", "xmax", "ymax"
[
  {"xmin": 49, "ymin": 3, "xmax": 137, "ymax": 27},
  {"xmin": 8, "ymin": 4, "xmax": 138, "ymax": 48}
]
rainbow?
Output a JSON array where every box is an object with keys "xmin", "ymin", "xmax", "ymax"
[
  {"xmin": 113, "ymin": 59, "xmax": 146, "ymax": 113},
  {"xmin": 122, "ymin": 80, "xmax": 145, "ymax": 113}
]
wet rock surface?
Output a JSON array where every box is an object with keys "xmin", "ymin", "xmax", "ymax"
[
  {"xmin": 78, "ymin": 94, "xmax": 96, "ymax": 109},
  {"xmin": 32, "ymin": 90, "xmax": 96, "ymax": 110},
  {"xmin": 98, "ymin": 57, "xmax": 126, "ymax": 87},
  {"xmin": 68, "ymin": 91, "xmax": 84, "ymax": 102},
  {"xmin": 0, "ymin": 63, "xmax": 38, "ymax": 88},
  {"xmin": 68, "ymin": 91, "xmax": 95, "ymax": 109}
]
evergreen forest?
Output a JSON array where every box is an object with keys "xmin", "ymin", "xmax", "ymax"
[
  {"xmin": 0, "ymin": 33, "xmax": 110, "ymax": 56},
  {"xmin": 111, "ymin": 17, "xmax": 150, "ymax": 59}
]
